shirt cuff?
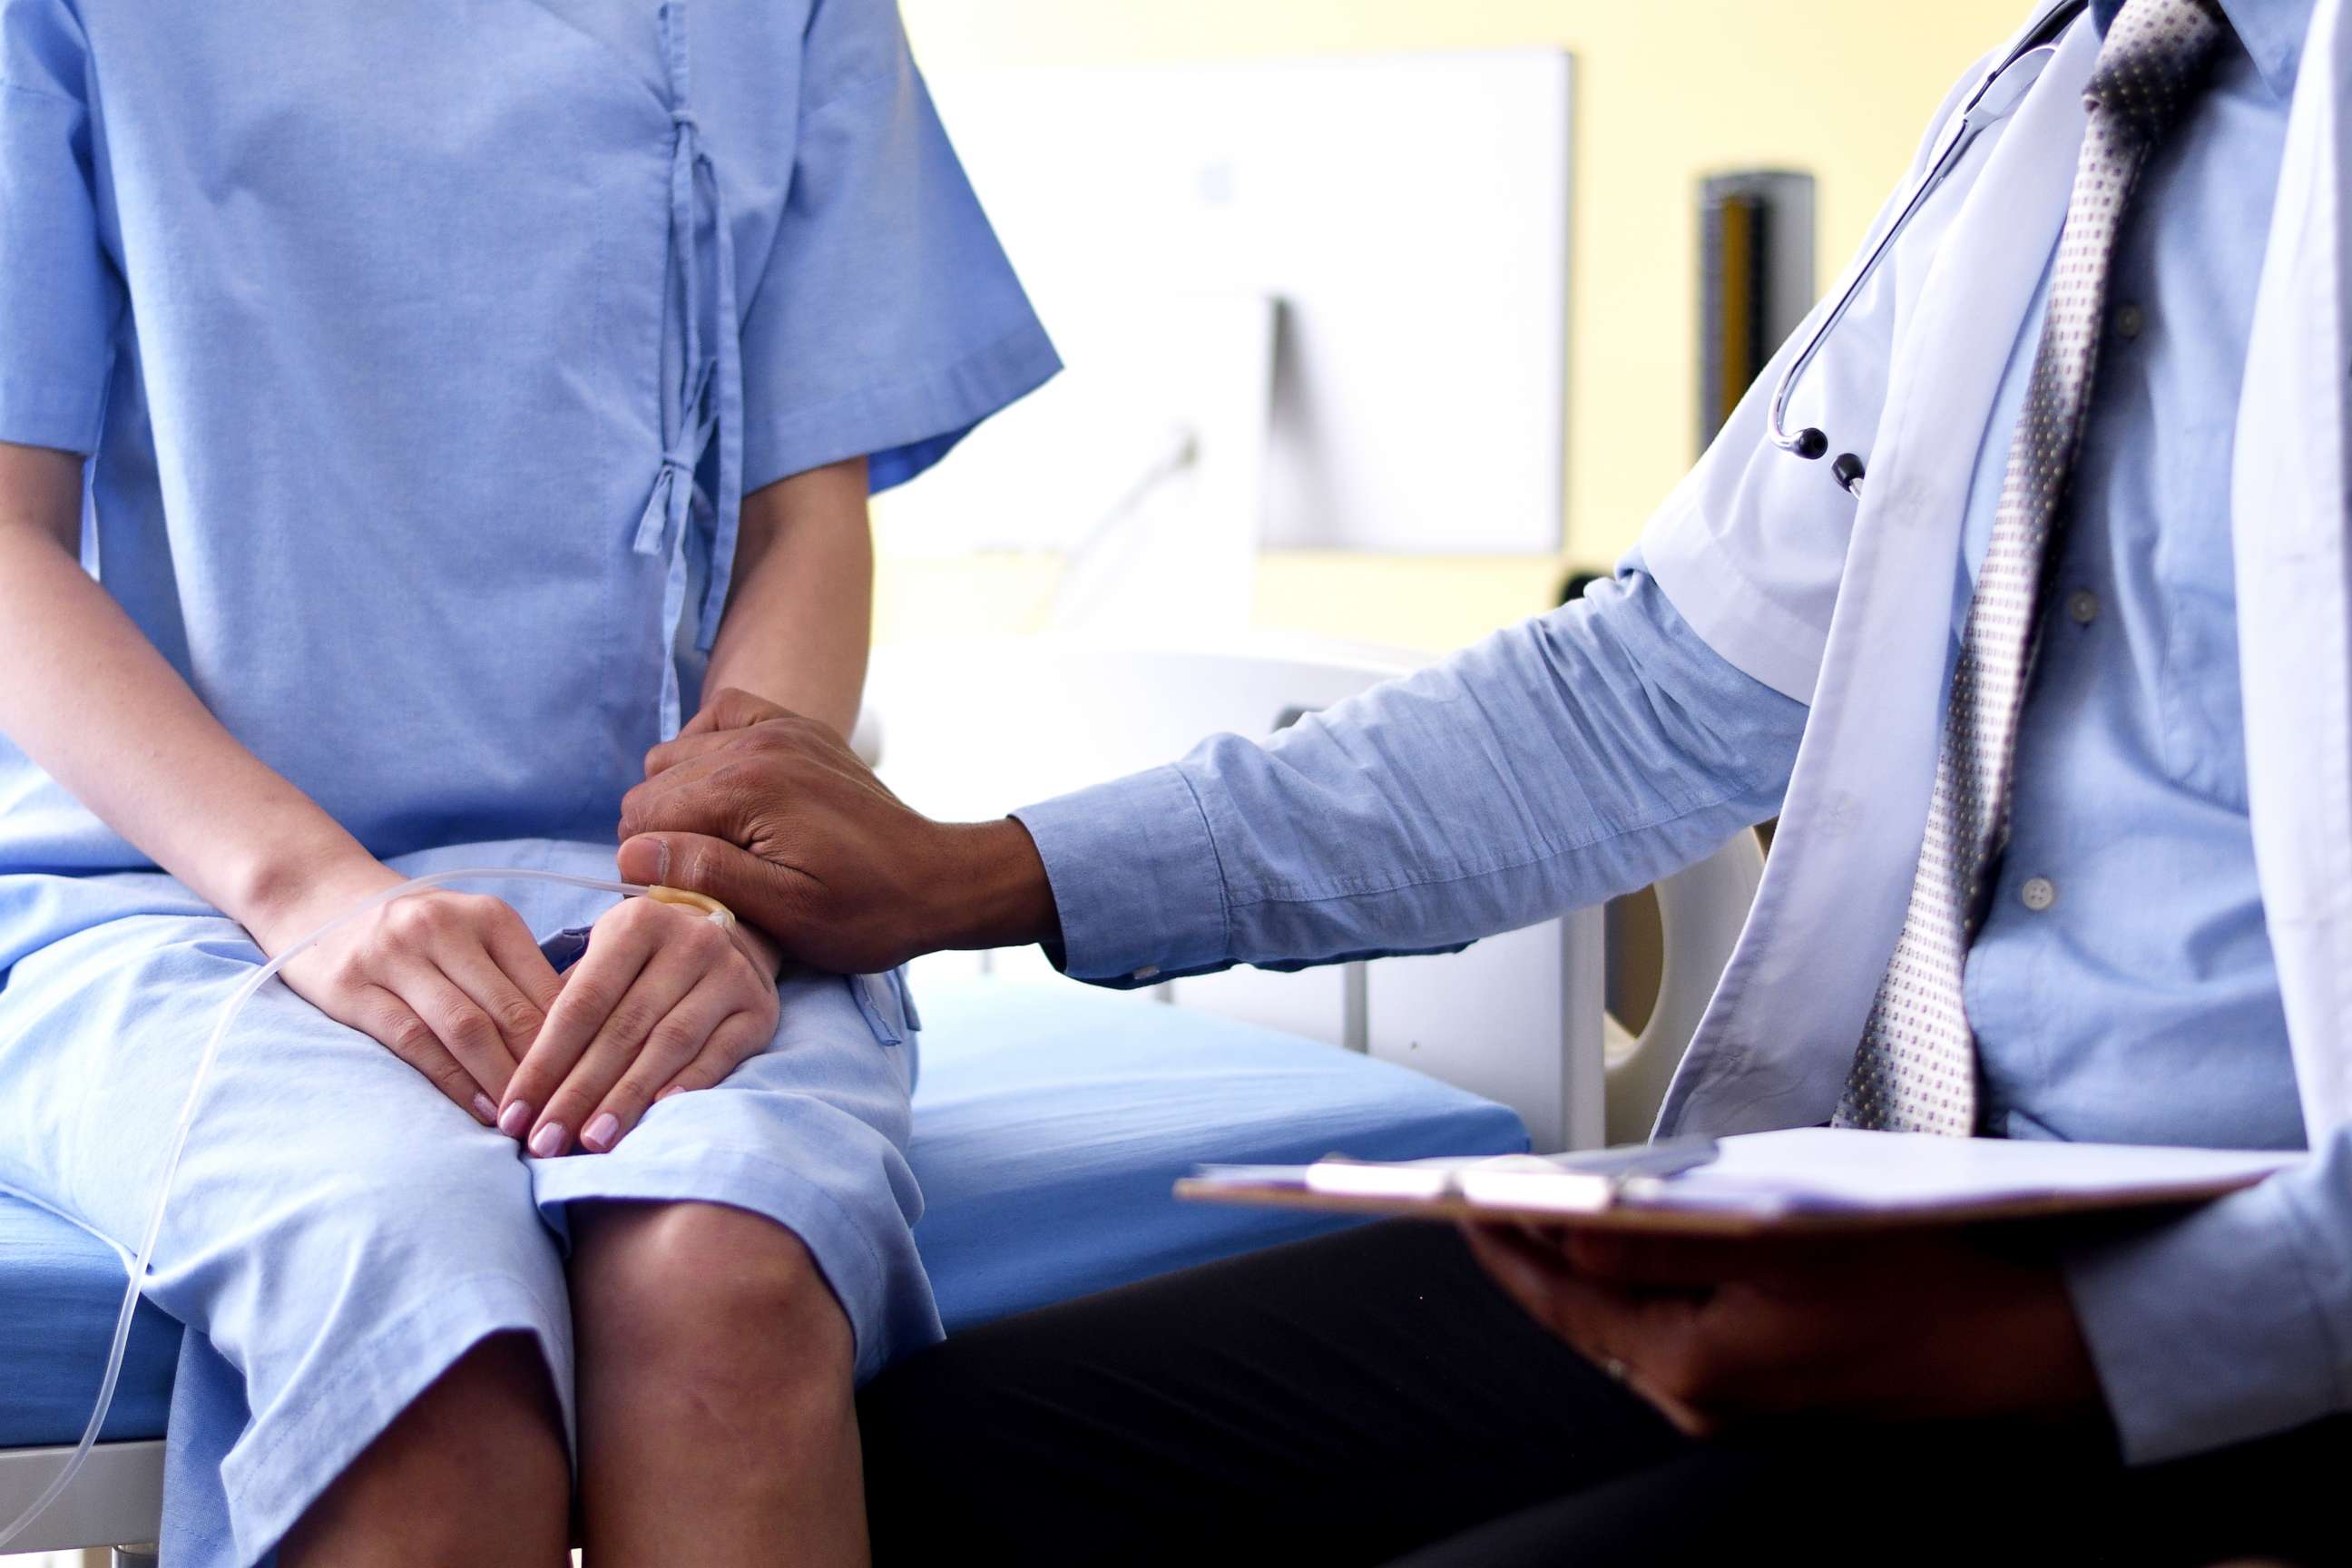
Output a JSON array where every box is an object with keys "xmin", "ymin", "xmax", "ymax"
[
  {"xmin": 2063, "ymin": 1171, "xmax": 2347, "ymax": 1464},
  {"xmin": 1012, "ymin": 764, "xmax": 1230, "ymax": 986},
  {"xmin": 0, "ymin": 372, "xmax": 108, "ymax": 456}
]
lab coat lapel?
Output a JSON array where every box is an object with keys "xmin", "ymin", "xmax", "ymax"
[
  {"xmin": 1658, "ymin": 21, "xmax": 2100, "ymax": 1137},
  {"xmin": 2234, "ymin": 0, "xmax": 2352, "ymax": 1139}
]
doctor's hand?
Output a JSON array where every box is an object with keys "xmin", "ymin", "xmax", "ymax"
[
  {"xmin": 260, "ymin": 862, "xmax": 568, "ymax": 1126},
  {"xmin": 497, "ymin": 893, "xmax": 782, "ymax": 1158},
  {"xmin": 1461, "ymin": 1224, "xmax": 2105, "ymax": 1436},
  {"xmin": 614, "ymin": 688, "xmax": 1060, "ymax": 974}
]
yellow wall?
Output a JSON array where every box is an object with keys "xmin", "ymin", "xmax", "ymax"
[{"xmin": 879, "ymin": 0, "xmax": 2030, "ymax": 654}]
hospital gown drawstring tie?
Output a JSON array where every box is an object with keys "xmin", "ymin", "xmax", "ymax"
[{"xmin": 633, "ymin": 1, "xmax": 745, "ymax": 740}]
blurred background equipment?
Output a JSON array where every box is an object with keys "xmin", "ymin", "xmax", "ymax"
[
  {"xmin": 1698, "ymin": 171, "xmax": 1817, "ymax": 449},
  {"xmin": 885, "ymin": 52, "xmax": 1574, "ymax": 638},
  {"xmin": 880, "ymin": 0, "xmax": 2034, "ymax": 657}
]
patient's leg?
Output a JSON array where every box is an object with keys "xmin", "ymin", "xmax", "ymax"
[
  {"xmin": 278, "ymin": 1332, "xmax": 569, "ymax": 1568},
  {"xmin": 570, "ymin": 1199, "xmax": 867, "ymax": 1567}
]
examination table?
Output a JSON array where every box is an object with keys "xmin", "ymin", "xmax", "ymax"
[
  {"xmin": 0, "ymin": 973, "xmax": 1529, "ymax": 1553},
  {"xmin": 1, "ymin": 973, "xmax": 1526, "ymax": 1446}
]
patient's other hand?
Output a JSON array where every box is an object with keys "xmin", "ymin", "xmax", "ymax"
[
  {"xmin": 498, "ymin": 893, "xmax": 781, "ymax": 1156},
  {"xmin": 617, "ymin": 690, "xmax": 1060, "ymax": 974},
  {"xmin": 267, "ymin": 863, "xmax": 565, "ymax": 1125}
]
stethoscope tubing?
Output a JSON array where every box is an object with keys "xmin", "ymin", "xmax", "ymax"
[{"xmin": 1766, "ymin": 0, "xmax": 2088, "ymax": 498}]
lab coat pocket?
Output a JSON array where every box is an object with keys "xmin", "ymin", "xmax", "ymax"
[{"xmin": 848, "ymin": 969, "xmax": 919, "ymax": 1047}]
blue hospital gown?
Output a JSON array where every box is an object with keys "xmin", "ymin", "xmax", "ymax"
[{"xmin": 0, "ymin": 0, "xmax": 1057, "ymax": 1561}]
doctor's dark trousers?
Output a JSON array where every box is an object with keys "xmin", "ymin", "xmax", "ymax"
[{"xmin": 858, "ymin": 1222, "xmax": 2348, "ymax": 1566}]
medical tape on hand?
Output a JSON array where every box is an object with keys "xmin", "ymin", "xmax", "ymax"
[{"xmin": 647, "ymin": 885, "xmax": 736, "ymax": 929}]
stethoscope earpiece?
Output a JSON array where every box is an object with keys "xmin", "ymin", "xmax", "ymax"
[{"xmin": 1791, "ymin": 427, "xmax": 1829, "ymax": 461}]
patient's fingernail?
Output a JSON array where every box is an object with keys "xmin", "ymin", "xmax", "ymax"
[
  {"xmin": 529, "ymin": 1122, "xmax": 568, "ymax": 1159},
  {"xmin": 472, "ymin": 1093, "xmax": 498, "ymax": 1123},
  {"xmin": 583, "ymin": 1112, "xmax": 620, "ymax": 1152},
  {"xmin": 498, "ymin": 1100, "xmax": 534, "ymax": 1139}
]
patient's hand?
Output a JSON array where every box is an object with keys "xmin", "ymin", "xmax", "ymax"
[
  {"xmin": 268, "ymin": 864, "xmax": 568, "ymax": 1125},
  {"xmin": 1460, "ymin": 1224, "xmax": 2104, "ymax": 1435},
  {"xmin": 498, "ymin": 894, "xmax": 781, "ymax": 1157}
]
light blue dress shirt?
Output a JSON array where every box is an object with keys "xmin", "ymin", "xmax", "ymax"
[{"xmin": 1016, "ymin": 0, "xmax": 2337, "ymax": 1462}]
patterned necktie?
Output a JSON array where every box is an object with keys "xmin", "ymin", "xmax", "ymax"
[{"xmin": 1833, "ymin": 0, "xmax": 2228, "ymax": 1135}]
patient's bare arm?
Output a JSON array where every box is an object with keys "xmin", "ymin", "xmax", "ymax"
[
  {"xmin": 701, "ymin": 456, "xmax": 874, "ymax": 742},
  {"xmin": 619, "ymin": 688, "xmax": 1059, "ymax": 974}
]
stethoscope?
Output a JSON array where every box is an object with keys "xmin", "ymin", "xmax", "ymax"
[{"xmin": 1768, "ymin": 0, "xmax": 2089, "ymax": 499}]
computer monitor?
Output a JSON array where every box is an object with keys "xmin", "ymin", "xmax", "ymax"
[{"xmin": 896, "ymin": 50, "xmax": 1574, "ymax": 559}]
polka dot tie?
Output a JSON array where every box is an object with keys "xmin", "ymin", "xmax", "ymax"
[{"xmin": 1832, "ymin": 0, "xmax": 2228, "ymax": 1135}]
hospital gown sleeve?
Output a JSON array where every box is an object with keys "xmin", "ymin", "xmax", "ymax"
[
  {"xmin": 0, "ymin": 0, "xmax": 120, "ymax": 456},
  {"xmin": 735, "ymin": 0, "xmax": 1061, "ymax": 496},
  {"xmin": 1013, "ymin": 555, "xmax": 1807, "ymax": 985}
]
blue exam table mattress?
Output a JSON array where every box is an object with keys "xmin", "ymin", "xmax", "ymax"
[{"xmin": 0, "ymin": 976, "xmax": 1527, "ymax": 1446}]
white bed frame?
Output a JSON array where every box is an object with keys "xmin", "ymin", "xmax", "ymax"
[{"xmin": 0, "ymin": 635, "xmax": 1760, "ymax": 1557}]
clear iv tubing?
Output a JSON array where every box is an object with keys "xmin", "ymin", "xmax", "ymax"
[{"xmin": 0, "ymin": 866, "xmax": 690, "ymax": 1551}]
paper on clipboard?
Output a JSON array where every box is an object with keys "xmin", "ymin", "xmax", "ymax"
[{"xmin": 1180, "ymin": 1128, "xmax": 2303, "ymax": 1236}]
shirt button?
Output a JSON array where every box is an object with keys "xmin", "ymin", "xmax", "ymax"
[
  {"xmin": 2021, "ymin": 877, "xmax": 2058, "ymax": 913},
  {"xmin": 2115, "ymin": 302, "xmax": 2145, "ymax": 339},
  {"xmin": 2067, "ymin": 588, "xmax": 2101, "ymax": 625},
  {"xmin": 1132, "ymin": 965, "xmax": 1161, "ymax": 981}
]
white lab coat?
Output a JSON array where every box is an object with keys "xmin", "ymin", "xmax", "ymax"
[{"xmin": 1647, "ymin": 0, "xmax": 2352, "ymax": 1143}]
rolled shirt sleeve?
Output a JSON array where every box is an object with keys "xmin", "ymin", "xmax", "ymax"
[
  {"xmin": 1014, "ymin": 556, "xmax": 1807, "ymax": 985},
  {"xmin": 2065, "ymin": 1129, "xmax": 2352, "ymax": 1464},
  {"xmin": 0, "ymin": 0, "xmax": 122, "ymax": 455},
  {"xmin": 735, "ymin": 0, "xmax": 1060, "ymax": 495}
]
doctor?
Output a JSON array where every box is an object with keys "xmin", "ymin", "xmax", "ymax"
[{"xmin": 618, "ymin": 0, "xmax": 2350, "ymax": 1559}]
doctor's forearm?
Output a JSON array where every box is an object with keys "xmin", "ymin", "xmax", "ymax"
[
  {"xmin": 1016, "ymin": 564, "xmax": 1806, "ymax": 983},
  {"xmin": 701, "ymin": 456, "xmax": 873, "ymax": 741},
  {"xmin": 626, "ymin": 562, "xmax": 1797, "ymax": 976},
  {"xmin": 0, "ymin": 444, "xmax": 382, "ymax": 941}
]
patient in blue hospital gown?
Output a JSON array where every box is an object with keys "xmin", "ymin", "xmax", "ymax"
[{"xmin": 0, "ymin": 0, "xmax": 1056, "ymax": 1562}]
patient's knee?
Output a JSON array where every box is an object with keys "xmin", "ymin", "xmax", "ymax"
[{"xmin": 571, "ymin": 1200, "xmax": 852, "ymax": 1394}]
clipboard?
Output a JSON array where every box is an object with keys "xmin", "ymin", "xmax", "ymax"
[{"xmin": 1175, "ymin": 1127, "xmax": 2301, "ymax": 1239}]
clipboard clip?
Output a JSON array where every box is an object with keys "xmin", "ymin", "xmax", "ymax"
[
  {"xmin": 1310, "ymin": 1135, "xmax": 1720, "ymax": 1210},
  {"xmin": 1448, "ymin": 1135, "xmax": 1722, "ymax": 1209}
]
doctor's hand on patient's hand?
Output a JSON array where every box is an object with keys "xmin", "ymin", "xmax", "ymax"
[
  {"xmin": 497, "ymin": 893, "xmax": 783, "ymax": 1158},
  {"xmin": 1461, "ymin": 1224, "xmax": 2106, "ymax": 1436},
  {"xmin": 259, "ymin": 861, "xmax": 569, "ymax": 1127},
  {"xmin": 613, "ymin": 687, "xmax": 1060, "ymax": 975}
]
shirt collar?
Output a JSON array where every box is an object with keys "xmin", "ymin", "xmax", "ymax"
[{"xmin": 2089, "ymin": 0, "xmax": 2314, "ymax": 99}]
